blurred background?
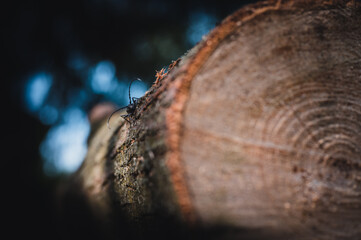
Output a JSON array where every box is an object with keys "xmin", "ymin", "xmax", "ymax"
[{"xmin": 4, "ymin": 0, "xmax": 255, "ymax": 238}]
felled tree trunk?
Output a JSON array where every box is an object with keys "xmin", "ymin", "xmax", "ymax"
[{"xmin": 62, "ymin": 1, "xmax": 361, "ymax": 239}]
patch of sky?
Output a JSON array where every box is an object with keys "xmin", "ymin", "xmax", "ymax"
[
  {"xmin": 103, "ymin": 77, "xmax": 148, "ymax": 108},
  {"xmin": 127, "ymin": 78, "xmax": 148, "ymax": 100},
  {"xmin": 67, "ymin": 88, "xmax": 89, "ymax": 108},
  {"xmin": 39, "ymin": 105, "xmax": 59, "ymax": 125},
  {"xmin": 105, "ymin": 77, "xmax": 128, "ymax": 104},
  {"xmin": 89, "ymin": 60, "xmax": 117, "ymax": 94},
  {"xmin": 186, "ymin": 11, "xmax": 217, "ymax": 46},
  {"xmin": 40, "ymin": 106, "xmax": 90, "ymax": 176},
  {"xmin": 24, "ymin": 72, "xmax": 53, "ymax": 112}
]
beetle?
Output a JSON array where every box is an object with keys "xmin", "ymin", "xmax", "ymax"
[{"xmin": 107, "ymin": 78, "xmax": 142, "ymax": 129}]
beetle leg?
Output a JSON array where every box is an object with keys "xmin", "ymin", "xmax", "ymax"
[{"xmin": 121, "ymin": 114, "xmax": 130, "ymax": 122}]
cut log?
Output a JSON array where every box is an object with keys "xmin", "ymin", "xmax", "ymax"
[{"xmin": 64, "ymin": 1, "xmax": 361, "ymax": 239}]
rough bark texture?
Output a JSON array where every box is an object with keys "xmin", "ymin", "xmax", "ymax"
[{"xmin": 63, "ymin": 1, "xmax": 361, "ymax": 239}]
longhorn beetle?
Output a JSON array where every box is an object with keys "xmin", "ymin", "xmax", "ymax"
[{"xmin": 107, "ymin": 78, "xmax": 142, "ymax": 129}]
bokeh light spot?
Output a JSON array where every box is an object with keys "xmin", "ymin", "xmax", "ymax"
[
  {"xmin": 89, "ymin": 60, "xmax": 116, "ymax": 94},
  {"xmin": 40, "ymin": 107, "xmax": 90, "ymax": 176},
  {"xmin": 186, "ymin": 11, "xmax": 217, "ymax": 46},
  {"xmin": 39, "ymin": 105, "xmax": 59, "ymax": 125},
  {"xmin": 24, "ymin": 72, "xmax": 53, "ymax": 112}
]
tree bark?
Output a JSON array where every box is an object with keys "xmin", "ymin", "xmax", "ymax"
[{"xmin": 62, "ymin": 1, "xmax": 361, "ymax": 239}]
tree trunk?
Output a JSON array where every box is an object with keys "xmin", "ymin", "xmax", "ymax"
[{"xmin": 61, "ymin": 1, "xmax": 361, "ymax": 239}]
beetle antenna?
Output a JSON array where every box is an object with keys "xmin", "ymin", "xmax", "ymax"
[
  {"xmin": 107, "ymin": 106, "xmax": 127, "ymax": 129},
  {"xmin": 129, "ymin": 78, "xmax": 142, "ymax": 104}
]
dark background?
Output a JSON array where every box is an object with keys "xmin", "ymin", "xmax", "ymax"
[{"xmin": 3, "ymin": 0, "xmax": 255, "ymax": 239}]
